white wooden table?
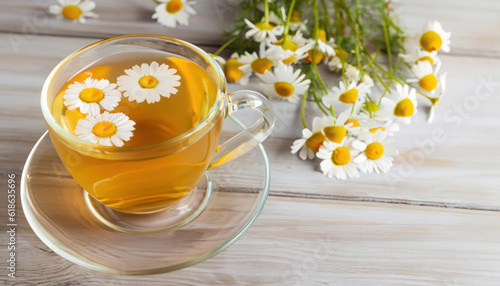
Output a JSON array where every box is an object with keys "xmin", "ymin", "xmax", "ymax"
[{"xmin": 1, "ymin": 0, "xmax": 500, "ymax": 284}]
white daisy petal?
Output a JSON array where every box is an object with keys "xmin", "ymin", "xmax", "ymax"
[{"xmin": 74, "ymin": 112, "xmax": 136, "ymax": 147}]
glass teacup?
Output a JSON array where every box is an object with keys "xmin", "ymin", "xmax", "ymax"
[{"xmin": 40, "ymin": 35, "xmax": 274, "ymax": 231}]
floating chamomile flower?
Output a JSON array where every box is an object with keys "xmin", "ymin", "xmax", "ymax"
[
  {"xmin": 63, "ymin": 77, "xmax": 121, "ymax": 116},
  {"xmin": 428, "ymin": 72, "xmax": 447, "ymax": 123},
  {"xmin": 323, "ymin": 81, "xmax": 372, "ymax": 107},
  {"xmin": 291, "ymin": 116, "xmax": 334, "ymax": 160},
  {"xmin": 419, "ymin": 21, "xmax": 451, "ymax": 53},
  {"xmin": 352, "ymin": 129, "xmax": 398, "ymax": 174},
  {"xmin": 258, "ymin": 61, "xmax": 311, "ymax": 103},
  {"xmin": 378, "ymin": 84, "xmax": 418, "ymax": 124},
  {"xmin": 117, "ymin": 61, "xmax": 181, "ymax": 104},
  {"xmin": 224, "ymin": 53, "xmax": 251, "ymax": 85},
  {"xmin": 317, "ymin": 138, "xmax": 360, "ymax": 180},
  {"xmin": 239, "ymin": 43, "xmax": 283, "ymax": 76},
  {"xmin": 409, "ymin": 61, "xmax": 440, "ymax": 93},
  {"xmin": 74, "ymin": 112, "xmax": 135, "ymax": 147},
  {"xmin": 244, "ymin": 18, "xmax": 284, "ymax": 43},
  {"xmin": 152, "ymin": 0, "xmax": 196, "ymax": 28},
  {"xmin": 49, "ymin": 0, "xmax": 98, "ymax": 23}
]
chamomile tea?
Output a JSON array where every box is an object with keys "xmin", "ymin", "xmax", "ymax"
[{"xmin": 49, "ymin": 50, "xmax": 222, "ymax": 214}]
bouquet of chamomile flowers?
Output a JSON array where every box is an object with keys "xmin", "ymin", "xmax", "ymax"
[{"xmin": 211, "ymin": 0, "xmax": 450, "ymax": 180}]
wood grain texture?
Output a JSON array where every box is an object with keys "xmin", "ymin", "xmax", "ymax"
[
  {"xmin": 2, "ymin": 173, "xmax": 500, "ymax": 285},
  {"xmin": 1, "ymin": 33, "xmax": 500, "ymax": 208},
  {"xmin": 0, "ymin": 0, "xmax": 499, "ymax": 57}
]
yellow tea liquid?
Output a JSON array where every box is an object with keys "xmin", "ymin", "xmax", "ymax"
[{"xmin": 50, "ymin": 51, "xmax": 222, "ymax": 214}]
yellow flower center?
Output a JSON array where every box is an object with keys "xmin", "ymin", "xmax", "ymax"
[
  {"xmin": 420, "ymin": 31, "xmax": 442, "ymax": 52},
  {"xmin": 365, "ymin": 142, "xmax": 384, "ymax": 160},
  {"xmin": 331, "ymin": 146, "xmax": 350, "ymax": 166},
  {"xmin": 291, "ymin": 10, "xmax": 301, "ymax": 22},
  {"xmin": 323, "ymin": 126, "xmax": 347, "ymax": 143},
  {"xmin": 306, "ymin": 50, "xmax": 324, "ymax": 64},
  {"xmin": 419, "ymin": 74, "xmax": 438, "ymax": 92},
  {"xmin": 251, "ymin": 58, "xmax": 273, "ymax": 74},
  {"xmin": 369, "ymin": 127, "xmax": 386, "ymax": 134},
  {"xmin": 345, "ymin": 119, "xmax": 360, "ymax": 128},
  {"xmin": 79, "ymin": 87, "xmax": 104, "ymax": 103},
  {"xmin": 255, "ymin": 21, "xmax": 276, "ymax": 31},
  {"xmin": 274, "ymin": 82, "xmax": 295, "ymax": 98},
  {"xmin": 305, "ymin": 131, "xmax": 326, "ymax": 152},
  {"xmin": 318, "ymin": 29, "xmax": 327, "ymax": 42},
  {"xmin": 92, "ymin": 121, "xmax": 117, "ymax": 138},
  {"xmin": 274, "ymin": 38, "xmax": 299, "ymax": 52},
  {"xmin": 166, "ymin": 0, "xmax": 183, "ymax": 14},
  {"xmin": 62, "ymin": 5, "xmax": 82, "ymax": 20},
  {"xmin": 139, "ymin": 75, "xmax": 159, "ymax": 89},
  {"xmin": 394, "ymin": 98, "xmax": 415, "ymax": 117},
  {"xmin": 224, "ymin": 58, "xmax": 244, "ymax": 82},
  {"xmin": 282, "ymin": 56, "xmax": 297, "ymax": 65},
  {"xmin": 364, "ymin": 101, "xmax": 379, "ymax": 113},
  {"xmin": 416, "ymin": 56, "xmax": 434, "ymax": 66},
  {"xmin": 333, "ymin": 48, "xmax": 349, "ymax": 61},
  {"xmin": 338, "ymin": 88, "xmax": 359, "ymax": 104}
]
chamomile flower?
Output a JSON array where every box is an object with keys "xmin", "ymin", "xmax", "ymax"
[
  {"xmin": 117, "ymin": 61, "xmax": 181, "ymax": 104},
  {"xmin": 322, "ymin": 111, "xmax": 361, "ymax": 143},
  {"xmin": 269, "ymin": 30, "xmax": 312, "ymax": 64},
  {"xmin": 317, "ymin": 138, "xmax": 360, "ymax": 180},
  {"xmin": 352, "ymin": 130, "xmax": 398, "ymax": 174},
  {"xmin": 152, "ymin": 0, "xmax": 196, "ymax": 28},
  {"xmin": 74, "ymin": 112, "xmax": 135, "ymax": 147},
  {"xmin": 289, "ymin": 10, "xmax": 308, "ymax": 32},
  {"xmin": 326, "ymin": 48, "xmax": 349, "ymax": 72},
  {"xmin": 428, "ymin": 72, "xmax": 447, "ymax": 123},
  {"xmin": 408, "ymin": 61, "xmax": 440, "ymax": 93},
  {"xmin": 63, "ymin": 77, "xmax": 121, "ymax": 116},
  {"xmin": 224, "ymin": 53, "xmax": 251, "ymax": 85},
  {"xmin": 49, "ymin": 0, "xmax": 97, "ymax": 23},
  {"xmin": 239, "ymin": 43, "xmax": 283, "ymax": 76},
  {"xmin": 244, "ymin": 18, "xmax": 284, "ymax": 43},
  {"xmin": 258, "ymin": 61, "xmax": 311, "ymax": 103},
  {"xmin": 378, "ymin": 84, "xmax": 418, "ymax": 124},
  {"xmin": 291, "ymin": 116, "xmax": 334, "ymax": 160},
  {"xmin": 305, "ymin": 30, "xmax": 336, "ymax": 64},
  {"xmin": 419, "ymin": 21, "xmax": 451, "ymax": 53},
  {"xmin": 345, "ymin": 64, "xmax": 374, "ymax": 86},
  {"xmin": 400, "ymin": 38, "xmax": 439, "ymax": 66},
  {"xmin": 323, "ymin": 81, "xmax": 372, "ymax": 107}
]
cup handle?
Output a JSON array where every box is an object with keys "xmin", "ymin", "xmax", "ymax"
[{"xmin": 208, "ymin": 90, "xmax": 275, "ymax": 169}]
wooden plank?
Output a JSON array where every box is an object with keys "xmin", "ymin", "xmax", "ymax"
[
  {"xmin": 2, "ymin": 33, "xmax": 500, "ymax": 208},
  {"xmin": 0, "ymin": 0, "xmax": 499, "ymax": 57},
  {"xmin": 2, "ymin": 173, "xmax": 500, "ymax": 285}
]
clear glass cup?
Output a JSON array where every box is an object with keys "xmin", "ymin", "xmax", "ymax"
[{"xmin": 40, "ymin": 35, "xmax": 275, "ymax": 232}]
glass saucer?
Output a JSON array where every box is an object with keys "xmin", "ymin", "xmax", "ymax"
[{"xmin": 21, "ymin": 119, "xmax": 270, "ymax": 274}]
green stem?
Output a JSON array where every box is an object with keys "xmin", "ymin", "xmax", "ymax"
[
  {"xmin": 283, "ymin": 0, "xmax": 297, "ymax": 36},
  {"xmin": 213, "ymin": 36, "xmax": 238, "ymax": 56},
  {"xmin": 264, "ymin": 0, "xmax": 269, "ymax": 23},
  {"xmin": 313, "ymin": 0, "xmax": 319, "ymax": 40},
  {"xmin": 301, "ymin": 90, "xmax": 307, "ymax": 129},
  {"xmin": 354, "ymin": 0, "xmax": 363, "ymax": 75},
  {"xmin": 321, "ymin": 0, "xmax": 334, "ymax": 38}
]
